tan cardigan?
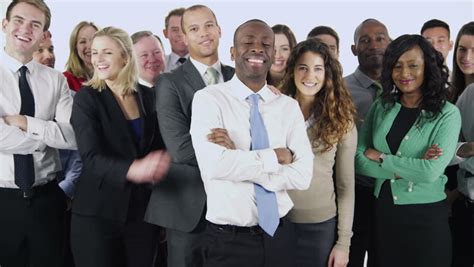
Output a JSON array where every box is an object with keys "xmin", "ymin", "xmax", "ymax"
[{"xmin": 288, "ymin": 125, "xmax": 357, "ymax": 253}]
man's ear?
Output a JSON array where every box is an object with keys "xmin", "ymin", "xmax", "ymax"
[
  {"xmin": 230, "ymin": 46, "xmax": 235, "ymax": 61},
  {"xmin": 351, "ymin": 44, "xmax": 357, "ymax": 56}
]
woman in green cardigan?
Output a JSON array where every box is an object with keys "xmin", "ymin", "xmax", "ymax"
[{"xmin": 355, "ymin": 34, "xmax": 461, "ymax": 267}]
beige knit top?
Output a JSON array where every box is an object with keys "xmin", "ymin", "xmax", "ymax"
[{"xmin": 288, "ymin": 123, "xmax": 357, "ymax": 253}]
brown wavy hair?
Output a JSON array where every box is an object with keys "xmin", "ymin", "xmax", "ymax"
[{"xmin": 281, "ymin": 39, "xmax": 355, "ymax": 152}]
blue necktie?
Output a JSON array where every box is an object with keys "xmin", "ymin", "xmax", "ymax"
[
  {"xmin": 248, "ymin": 94, "xmax": 279, "ymax": 237},
  {"xmin": 14, "ymin": 66, "xmax": 35, "ymax": 196}
]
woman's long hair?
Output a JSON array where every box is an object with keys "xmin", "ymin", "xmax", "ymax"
[
  {"xmin": 451, "ymin": 21, "xmax": 474, "ymax": 103},
  {"xmin": 381, "ymin": 34, "xmax": 449, "ymax": 119},
  {"xmin": 282, "ymin": 39, "xmax": 355, "ymax": 152},
  {"xmin": 87, "ymin": 27, "xmax": 138, "ymax": 95}
]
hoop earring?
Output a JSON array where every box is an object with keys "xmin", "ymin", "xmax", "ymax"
[{"xmin": 391, "ymin": 85, "xmax": 398, "ymax": 94}]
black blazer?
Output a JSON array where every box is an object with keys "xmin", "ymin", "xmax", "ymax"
[
  {"xmin": 71, "ymin": 84, "xmax": 164, "ymax": 222},
  {"xmin": 145, "ymin": 60, "xmax": 234, "ymax": 232}
]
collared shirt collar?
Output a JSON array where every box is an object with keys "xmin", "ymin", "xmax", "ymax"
[
  {"xmin": 168, "ymin": 52, "xmax": 189, "ymax": 65},
  {"xmin": 189, "ymin": 56, "xmax": 222, "ymax": 78},
  {"xmin": 354, "ymin": 67, "xmax": 377, "ymax": 89},
  {"xmin": 228, "ymin": 75, "xmax": 276, "ymax": 103},
  {"xmin": 2, "ymin": 52, "xmax": 36, "ymax": 74},
  {"xmin": 138, "ymin": 78, "xmax": 154, "ymax": 88}
]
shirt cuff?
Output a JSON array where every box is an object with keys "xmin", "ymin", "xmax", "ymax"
[
  {"xmin": 452, "ymin": 142, "xmax": 468, "ymax": 165},
  {"xmin": 59, "ymin": 180, "xmax": 75, "ymax": 199},
  {"xmin": 26, "ymin": 116, "xmax": 46, "ymax": 140},
  {"xmin": 256, "ymin": 148, "xmax": 279, "ymax": 173}
]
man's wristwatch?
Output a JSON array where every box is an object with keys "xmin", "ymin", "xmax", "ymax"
[{"xmin": 379, "ymin": 153, "xmax": 387, "ymax": 164}]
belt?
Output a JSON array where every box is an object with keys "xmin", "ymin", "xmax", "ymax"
[
  {"xmin": 207, "ymin": 218, "xmax": 285, "ymax": 235},
  {"xmin": 0, "ymin": 181, "xmax": 57, "ymax": 199},
  {"xmin": 208, "ymin": 221, "xmax": 264, "ymax": 235}
]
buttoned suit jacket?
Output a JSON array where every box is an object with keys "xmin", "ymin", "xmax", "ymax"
[{"xmin": 145, "ymin": 60, "xmax": 234, "ymax": 232}]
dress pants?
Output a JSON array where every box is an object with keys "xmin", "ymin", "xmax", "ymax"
[
  {"xmin": 348, "ymin": 184, "xmax": 376, "ymax": 267},
  {"xmin": 71, "ymin": 214, "xmax": 159, "ymax": 267},
  {"xmin": 450, "ymin": 194, "xmax": 474, "ymax": 267},
  {"xmin": 293, "ymin": 217, "xmax": 337, "ymax": 267},
  {"xmin": 0, "ymin": 182, "xmax": 66, "ymax": 267},
  {"xmin": 203, "ymin": 218, "xmax": 295, "ymax": 267},
  {"xmin": 166, "ymin": 215, "xmax": 207, "ymax": 267}
]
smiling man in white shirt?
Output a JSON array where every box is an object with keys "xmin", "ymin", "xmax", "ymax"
[
  {"xmin": 190, "ymin": 19, "xmax": 313, "ymax": 267},
  {"xmin": 0, "ymin": 0, "xmax": 76, "ymax": 266}
]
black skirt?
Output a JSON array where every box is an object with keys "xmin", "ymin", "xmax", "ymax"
[{"xmin": 374, "ymin": 181, "xmax": 451, "ymax": 267}]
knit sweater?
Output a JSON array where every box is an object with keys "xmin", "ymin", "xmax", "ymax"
[
  {"xmin": 288, "ymin": 124, "xmax": 357, "ymax": 253},
  {"xmin": 356, "ymin": 99, "xmax": 461, "ymax": 204}
]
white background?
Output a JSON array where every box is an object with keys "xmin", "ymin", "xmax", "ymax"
[{"xmin": 1, "ymin": 0, "xmax": 473, "ymax": 74}]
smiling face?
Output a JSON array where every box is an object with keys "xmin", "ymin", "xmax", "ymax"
[
  {"xmin": 422, "ymin": 26, "xmax": 453, "ymax": 61},
  {"xmin": 456, "ymin": 34, "xmax": 474, "ymax": 75},
  {"xmin": 270, "ymin": 33, "xmax": 291, "ymax": 74},
  {"xmin": 294, "ymin": 51, "xmax": 325, "ymax": 99},
  {"xmin": 76, "ymin": 25, "xmax": 97, "ymax": 68},
  {"xmin": 91, "ymin": 36, "xmax": 127, "ymax": 85},
  {"xmin": 231, "ymin": 21, "xmax": 274, "ymax": 88},
  {"xmin": 163, "ymin": 15, "xmax": 187, "ymax": 56},
  {"xmin": 392, "ymin": 46, "xmax": 425, "ymax": 97},
  {"xmin": 2, "ymin": 2, "xmax": 46, "ymax": 62},
  {"xmin": 182, "ymin": 7, "xmax": 221, "ymax": 64},
  {"xmin": 33, "ymin": 34, "xmax": 55, "ymax": 68},
  {"xmin": 134, "ymin": 35, "xmax": 166, "ymax": 84}
]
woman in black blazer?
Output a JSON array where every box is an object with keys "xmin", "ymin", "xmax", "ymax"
[{"xmin": 70, "ymin": 26, "xmax": 170, "ymax": 267}]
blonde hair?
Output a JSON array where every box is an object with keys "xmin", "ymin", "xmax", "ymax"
[
  {"xmin": 65, "ymin": 21, "xmax": 99, "ymax": 79},
  {"xmin": 87, "ymin": 26, "xmax": 138, "ymax": 95}
]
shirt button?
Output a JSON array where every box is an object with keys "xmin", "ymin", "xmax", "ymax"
[
  {"xmin": 391, "ymin": 179, "xmax": 395, "ymax": 183},
  {"xmin": 396, "ymin": 151, "xmax": 402, "ymax": 156},
  {"xmin": 393, "ymin": 196, "xmax": 398, "ymax": 201},
  {"xmin": 404, "ymin": 136, "xmax": 409, "ymax": 140}
]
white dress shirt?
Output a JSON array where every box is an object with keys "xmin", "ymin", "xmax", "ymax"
[
  {"xmin": 190, "ymin": 75, "xmax": 313, "ymax": 227},
  {"xmin": 165, "ymin": 52, "xmax": 189, "ymax": 72},
  {"xmin": 0, "ymin": 54, "xmax": 76, "ymax": 188},
  {"xmin": 189, "ymin": 57, "xmax": 224, "ymax": 85}
]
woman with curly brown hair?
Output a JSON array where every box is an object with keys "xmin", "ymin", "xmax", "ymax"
[{"xmin": 282, "ymin": 39, "xmax": 357, "ymax": 267}]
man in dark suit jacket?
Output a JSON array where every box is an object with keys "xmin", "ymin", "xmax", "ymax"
[{"xmin": 145, "ymin": 4, "xmax": 234, "ymax": 267}]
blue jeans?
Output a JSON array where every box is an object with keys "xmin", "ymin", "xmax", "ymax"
[{"xmin": 294, "ymin": 217, "xmax": 337, "ymax": 267}]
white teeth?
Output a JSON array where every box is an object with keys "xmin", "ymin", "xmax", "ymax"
[
  {"xmin": 17, "ymin": 36, "xmax": 30, "ymax": 42},
  {"xmin": 248, "ymin": 58, "xmax": 263, "ymax": 64},
  {"xmin": 97, "ymin": 65, "xmax": 108, "ymax": 70},
  {"xmin": 303, "ymin": 82, "xmax": 316, "ymax": 87}
]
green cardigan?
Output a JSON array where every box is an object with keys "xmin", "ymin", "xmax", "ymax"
[{"xmin": 355, "ymin": 99, "xmax": 461, "ymax": 204}]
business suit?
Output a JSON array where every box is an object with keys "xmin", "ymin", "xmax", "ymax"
[
  {"xmin": 70, "ymin": 84, "xmax": 163, "ymax": 267},
  {"xmin": 145, "ymin": 60, "xmax": 234, "ymax": 267}
]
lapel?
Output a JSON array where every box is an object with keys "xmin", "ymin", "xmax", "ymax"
[
  {"xmin": 182, "ymin": 61, "xmax": 206, "ymax": 92},
  {"xmin": 136, "ymin": 84, "xmax": 157, "ymax": 155},
  {"xmin": 221, "ymin": 64, "xmax": 235, "ymax": 82}
]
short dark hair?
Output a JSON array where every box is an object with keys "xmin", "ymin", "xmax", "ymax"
[
  {"xmin": 272, "ymin": 24, "xmax": 297, "ymax": 50},
  {"xmin": 307, "ymin": 25, "xmax": 339, "ymax": 51},
  {"xmin": 164, "ymin": 8, "xmax": 185, "ymax": 29},
  {"xmin": 353, "ymin": 18, "xmax": 388, "ymax": 43},
  {"xmin": 451, "ymin": 21, "xmax": 474, "ymax": 103},
  {"xmin": 181, "ymin": 5, "xmax": 218, "ymax": 34},
  {"xmin": 381, "ymin": 34, "xmax": 450, "ymax": 119},
  {"xmin": 6, "ymin": 0, "xmax": 51, "ymax": 31},
  {"xmin": 233, "ymin": 19, "xmax": 270, "ymax": 46},
  {"xmin": 420, "ymin": 19, "xmax": 450, "ymax": 37},
  {"xmin": 131, "ymin": 30, "xmax": 163, "ymax": 47}
]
